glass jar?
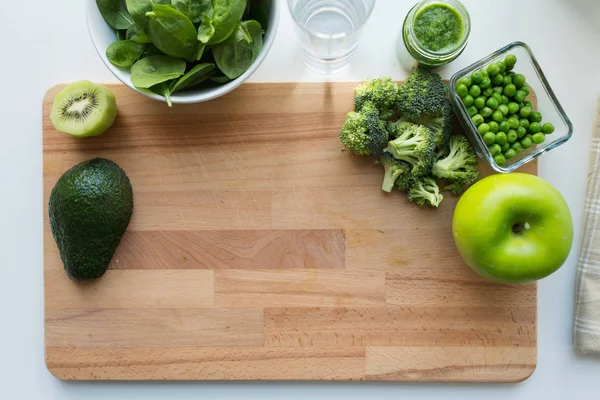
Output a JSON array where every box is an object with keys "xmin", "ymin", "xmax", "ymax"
[{"xmin": 396, "ymin": 0, "xmax": 471, "ymax": 69}]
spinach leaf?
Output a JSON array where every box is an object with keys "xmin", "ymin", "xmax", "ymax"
[
  {"xmin": 126, "ymin": 23, "xmax": 152, "ymax": 43},
  {"xmin": 171, "ymin": 63, "xmax": 216, "ymax": 92},
  {"xmin": 130, "ymin": 55, "xmax": 186, "ymax": 88},
  {"xmin": 171, "ymin": 0, "xmax": 212, "ymax": 23},
  {"xmin": 213, "ymin": 20, "xmax": 262, "ymax": 80},
  {"xmin": 116, "ymin": 29, "xmax": 128, "ymax": 40},
  {"xmin": 151, "ymin": 81, "xmax": 176, "ymax": 107},
  {"xmin": 97, "ymin": 0, "xmax": 135, "ymax": 30},
  {"xmin": 249, "ymin": 0, "xmax": 268, "ymax": 30},
  {"xmin": 195, "ymin": 43, "xmax": 208, "ymax": 60},
  {"xmin": 197, "ymin": 0, "xmax": 248, "ymax": 45},
  {"xmin": 211, "ymin": 74, "xmax": 232, "ymax": 84},
  {"xmin": 144, "ymin": 43, "xmax": 166, "ymax": 56},
  {"xmin": 146, "ymin": 4, "xmax": 199, "ymax": 60},
  {"xmin": 106, "ymin": 40, "xmax": 147, "ymax": 68},
  {"xmin": 125, "ymin": 0, "xmax": 170, "ymax": 33}
]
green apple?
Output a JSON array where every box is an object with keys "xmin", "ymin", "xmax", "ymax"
[{"xmin": 452, "ymin": 173, "xmax": 573, "ymax": 284}]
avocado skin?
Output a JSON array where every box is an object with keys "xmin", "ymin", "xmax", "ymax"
[{"xmin": 49, "ymin": 158, "xmax": 134, "ymax": 281}]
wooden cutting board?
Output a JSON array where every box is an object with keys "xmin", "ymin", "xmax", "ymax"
[{"xmin": 43, "ymin": 82, "xmax": 537, "ymax": 382}]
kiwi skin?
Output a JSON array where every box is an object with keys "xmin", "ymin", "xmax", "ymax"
[{"xmin": 50, "ymin": 81, "xmax": 118, "ymax": 138}]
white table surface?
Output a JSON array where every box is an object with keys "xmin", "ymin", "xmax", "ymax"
[{"xmin": 1, "ymin": 0, "xmax": 600, "ymax": 398}]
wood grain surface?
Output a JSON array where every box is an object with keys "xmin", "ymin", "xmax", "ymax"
[{"xmin": 43, "ymin": 83, "xmax": 538, "ymax": 382}]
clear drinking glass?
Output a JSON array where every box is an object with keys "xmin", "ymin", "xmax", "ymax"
[{"xmin": 287, "ymin": 0, "xmax": 376, "ymax": 74}]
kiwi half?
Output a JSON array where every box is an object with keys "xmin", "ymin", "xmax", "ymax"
[{"xmin": 50, "ymin": 81, "xmax": 118, "ymax": 138}]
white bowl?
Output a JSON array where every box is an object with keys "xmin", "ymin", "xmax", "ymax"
[{"xmin": 86, "ymin": 0, "xmax": 280, "ymax": 104}]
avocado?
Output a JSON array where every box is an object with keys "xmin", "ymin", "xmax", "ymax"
[{"xmin": 49, "ymin": 158, "xmax": 134, "ymax": 281}]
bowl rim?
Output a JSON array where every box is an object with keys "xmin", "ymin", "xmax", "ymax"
[
  {"xmin": 449, "ymin": 41, "xmax": 574, "ymax": 173},
  {"xmin": 86, "ymin": 0, "xmax": 281, "ymax": 104}
]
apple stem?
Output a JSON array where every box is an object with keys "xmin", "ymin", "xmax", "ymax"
[{"xmin": 512, "ymin": 222, "xmax": 530, "ymax": 234}]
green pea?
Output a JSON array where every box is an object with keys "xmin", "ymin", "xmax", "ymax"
[
  {"xmin": 524, "ymin": 133, "xmax": 533, "ymax": 142},
  {"xmin": 492, "ymin": 74, "xmax": 504, "ymax": 86},
  {"xmin": 520, "ymin": 136, "xmax": 533, "ymax": 149},
  {"xmin": 471, "ymin": 71, "xmax": 483, "ymax": 84},
  {"xmin": 508, "ymin": 71, "xmax": 517, "ymax": 78},
  {"xmin": 481, "ymin": 70, "xmax": 489, "ymax": 79},
  {"xmin": 486, "ymin": 97, "xmax": 499, "ymax": 110},
  {"xmin": 513, "ymin": 74, "xmax": 526, "ymax": 88},
  {"xmin": 483, "ymin": 132, "xmax": 496, "ymax": 145},
  {"xmin": 501, "ymin": 143, "xmax": 510, "ymax": 153},
  {"xmin": 495, "ymin": 132, "xmax": 508, "ymax": 145},
  {"xmin": 487, "ymin": 63, "xmax": 500, "ymax": 76},
  {"xmin": 483, "ymin": 88, "xmax": 494, "ymax": 98},
  {"xmin": 532, "ymin": 132, "xmax": 545, "ymax": 144},
  {"xmin": 489, "ymin": 143, "xmax": 502, "ymax": 156},
  {"xmin": 469, "ymin": 85, "xmax": 482, "ymax": 97},
  {"xmin": 493, "ymin": 86, "xmax": 504, "ymax": 95},
  {"xmin": 498, "ymin": 104, "xmax": 509, "ymax": 116},
  {"xmin": 504, "ymin": 84, "xmax": 517, "ymax": 97},
  {"xmin": 489, "ymin": 121, "xmax": 499, "ymax": 133},
  {"xmin": 492, "ymin": 110, "xmax": 504, "ymax": 122},
  {"xmin": 530, "ymin": 112, "xmax": 542, "ymax": 123},
  {"xmin": 504, "ymin": 149, "xmax": 516, "ymax": 160},
  {"xmin": 463, "ymin": 95, "xmax": 475, "ymax": 107},
  {"xmin": 507, "ymin": 117, "xmax": 520, "ymax": 129},
  {"xmin": 507, "ymin": 129, "xmax": 517, "ymax": 142},
  {"xmin": 505, "ymin": 54, "xmax": 517, "ymax": 67},
  {"xmin": 503, "ymin": 75, "xmax": 512, "ymax": 86},
  {"xmin": 472, "ymin": 114, "xmax": 484, "ymax": 126},
  {"xmin": 543, "ymin": 123, "xmax": 555, "ymax": 134},
  {"xmin": 478, "ymin": 123, "xmax": 490, "ymax": 135},
  {"xmin": 456, "ymin": 84, "xmax": 468, "ymax": 97},
  {"xmin": 500, "ymin": 121, "xmax": 510, "ymax": 133},
  {"xmin": 511, "ymin": 142, "xmax": 523, "ymax": 154},
  {"xmin": 479, "ymin": 77, "xmax": 492, "ymax": 89},
  {"xmin": 523, "ymin": 101, "xmax": 533, "ymax": 109},
  {"xmin": 516, "ymin": 126, "xmax": 527, "ymax": 138},
  {"xmin": 460, "ymin": 77, "xmax": 472, "ymax": 88},
  {"xmin": 474, "ymin": 96, "xmax": 486, "ymax": 109},
  {"xmin": 520, "ymin": 106, "xmax": 532, "ymax": 118},
  {"xmin": 501, "ymin": 95, "xmax": 510, "ymax": 105},
  {"xmin": 507, "ymin": 102, "xmax": 519, "ymax": 114},
  {"xmin": 519, "ymin": 118, "xmax": 530, "ymax": 129},
  {"xmin": 467, "ymin": 106, "xmax": 478, "ymax": 117},
  {"xmin": 505, "ymin": 63, "xmax": 515, "ymax": 73},
  {"xmin": 481, "ymin": 107, "xmax": 493, "ymax": 118},
  {"xmin": 492, "ymin": 92, "xmax": 503, "ymax": 103},
  {"xmin": 494, "ymin": 154, "xmax": 506, "ymax": 166},
  {"xmin": 497, "ymin": 61, "xmax": 506, "ymax": 73},
  {"xmin": 529, "ymin": 122, "xmax": 542, "ymax": 134},
  {"xmin": 522, "ymin": 86, "xmax": 531, "ymax": 96}
]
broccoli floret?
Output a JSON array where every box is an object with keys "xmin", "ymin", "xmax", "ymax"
[
  {"xmin": 384, "ymin": 122, "xmax": 435, "ymax": 177},
  {"xmin": 407, "ymin": 99, "xmax": 454, "ymax": 149},
  {"xmin": 395, "ymin": 173, "xmax": 415, "ymax": 193},
  {"xmin": 407, "ymin": 176, "xmax": 444, "ymax": 208},
  {"xmin": 442, "ymin": 182, "xmax": 465, "ymax": 197},
  {"xmin": 432, "ymin": 135, "xmax": 480, "ymax": 187},
  {"xmin": 396, "ymin": 67, "xmax": 449, "ymax": 121},
  {"xmin": 379, "ymin": 153, "xmax": 411, "ymax": 193},
  {"xmin": 355, "ymin": 77, "xmax": 400, "ymax": 120},
  {"xmin": 340, "ymin": 101, "xmax": 389, "ymax": 156}
]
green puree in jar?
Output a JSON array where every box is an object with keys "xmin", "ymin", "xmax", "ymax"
[{"xmin": 414, "ymin": 3, "xmax": 464, "ymax": 52}]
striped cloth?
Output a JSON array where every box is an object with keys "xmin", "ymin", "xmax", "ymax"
[{"xmin": 574, "ymin": 97, "xmax": 600, "ymax": 354}]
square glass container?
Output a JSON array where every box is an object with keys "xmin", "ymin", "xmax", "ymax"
[{"xmin": 449, "ymin": 41, "xmax": 573, "ymax": 173}]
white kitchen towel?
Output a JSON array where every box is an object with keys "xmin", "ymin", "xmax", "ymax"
[{"xmin": 574, "ymin": 96, "xmax": 600, "ymax": 354}]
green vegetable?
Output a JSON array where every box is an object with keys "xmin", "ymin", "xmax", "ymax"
[
  {"xmin": 396, "ymin": 67, "xmax": 449, "ymax": 120},
  {"xmin": 125, "ymin": 0, "xmax": 170, "ymax": 33},
  {"xmin": 501, "ymin": 143, "xmax": 510, "ymax": 153},
  {"xmin": 198, "ymin": 0, "xmax": 248, "ymax": 45},
  {"xmin": 496, "ymin": 61, "xmax": 506, "ymax": 73},
  {"xmin": 532, "ymin": 132, "xmax": 545, "ymax": 144},
  {"xmin": 519, "ymin": 118, "xmax": 530, "ymax": 129},
  {"xmin": 486, "ymin": 97, "xmax": 499, "ymax": 110},
  {"xmin": 472, "ymin": 114, "xmax": 484, "ymax": 126},
  {"xmin": 516, "ymin": 126, "xmax": 527, "ymax": 138},
  {"xmin": 483, "ymin": 132, "xmax": 495, "ymax": 145},
  {"xmin": 479, "ymin": 77, "xmax": 491, "ymax": 89},
  {"xmin": 507, "ymin": 117, "xmax": 519, "ymax": 129},
  {"xmin": 520, "ymin": 136, "xmax": 532, "ymax": 149},
  {"xmin": 214, "ymin": 20, "xmax": 263, "ymax": 79},
  {"xmin": 508, "ymin": 102, "xmax": 519, "ymax": 114},
  {"xmin": 456, "ymin": 84, "xmax": 468, "ymax": 97},
  {"xmin": 462, "ymin": 95, "xmax": 474, "ymax": 107},
  {"xmin": 126, "ymin": 23, "xmax": 152, "ymax": 43},
  {"xmin": 171, "ymin": 63, "xmax": 216, "ymax": 92},
  {"xmin": 471, "ymin": 71, "xmax": 483, "ymax": 84},
  {"xmin": 130, "ymin": 55, "xmax": 186, "ymax": 89},
  {"xmin": 543, "ymin": 123, "xmax": 555, "ymax": 134},
  {"xmin": 489, "ymin": 143, "xmax": 502, "ymax": 156},
  {"xmin": 478, "ymin": 123, "xmax": 490, "ymax": 134},
  {"xmin": 511, "ymin": 142, "xmax": 523, "ymax": 154},
  {"xmin": 529, "ymin": 122, "xmax": 542, "ymax": 134},
  {"xmin": 495, "ymin": 132, "xmax": 507, "ymax": 146},
  {"xmin": 481, "ymin": 107, "xmax": 493, "ymax": 118},
  {"xmin": 482, "ymin": 88, "xmax": 494, "ymax": 98},
  {"xmin": 513, "ymin": 74, "xmax": 526, "ymax": 88},
  {"xmin": 504, "ymin": 84, "xmax": 516, "ymax": 97},
  {"xmin": 379, "ymin": 153, "xmax": 411, "ymax": 193},
  {"xmin": 505, "ymin": 54, "xmax": 517, "ymax": 68},
  {"xmin": 514, "ymin": 90, "xmax": 527, "ymax": 103},
  {"xmin": 492, "ymin": 110, "xmax": 503, "ymax": 122},
  {"xmin": 507, "ymin": 129, "xmax": 517, "ymax": 143},
  {"xmin": 385, "ymin": 121, "xmax": 435, "ymax": 177},
  {"xmin": 520, "ymin": 106, "xmax": 532, "ymax": 118},
  {"xmin": 460, "ymin": 77, "xmax": 472, "ymax": 88},
  {"xmin": 499, "ymin": 121, "xmax": 510, "ymax": 133},
  {"xmin": 492, "ymin": 73, "xmax": 504, "ymax": 86},
  {"xmin": 407, "ymin": 176, "xmax": 444, "ymax": 208},
  {"xmin": 146, "ymin": 4, "xmax": 198, "ymax": 60},
  {"xmin": 151, "ymin": 81, "xmax": 175, "ymax": 107},
  {"xmin": 49, "ymin": 158, "xmax": 134, "ymax": 281},
  {"xmin": 172, "ymin": 0, "xmax": 213, "ymax": 23},
  {"xmin": 97, "ymin": 0, "xmax": 134, "ymax": 29},
  {"xmin": 474, "ymin": 96, "xmax": 486, "ymax": 109},
  {"xmin": 354, "ymin": 77, "xmax": 401, "ymax": 118},
  {"xmin": 494, "ymin": 154, "xmax": 506, "ymax": 166},
  {"xmin": 469, "ymin": 85, "xmax": 481, "ymax": 97},
  {"xmin": 106, "ymin": 40, "xmax": 147, "ymax": 68},
  {"xmin": 431, "ymin": 135, "xmax": 479, "ymax": 187},
  {"xmin": 504, "ymin": 149, "xmax": 516, "ymax": 160},
  {"xmin": 467, "ymin": 106, "xmax": 478, "ymax": 117},
  {"xmin": 488, "ymin": 121, "xmax": 499, "ymax": 133},
  {"xmin": 498, "ymin": 104, "xmax": 509, "ymax": 116},
  {"xmin": 487, "ymin": 63, "xmax": 500, "ymax": 76},
  {"xmin": 503, "ymin": 75, "xmax": 512, "ymax": 86},
  {"xmin": 340, "ymin": 102, "xmax": 388, "ymax": 156}
]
